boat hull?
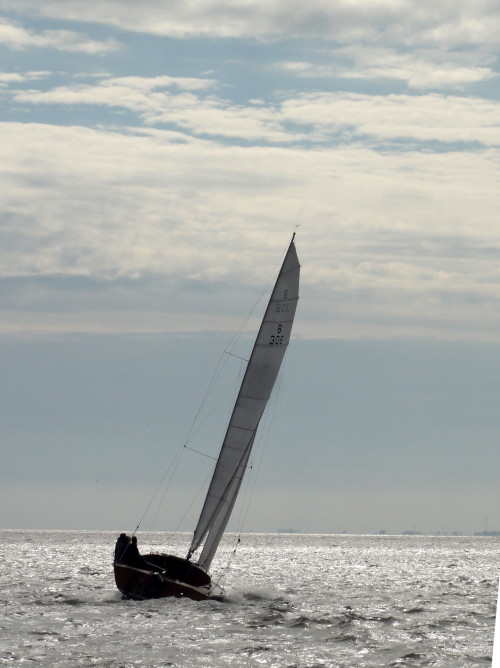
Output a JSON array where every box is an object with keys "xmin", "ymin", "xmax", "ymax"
[{"xmin": 114, "ymin": 553, "xmax": 224, "ymax": 602}]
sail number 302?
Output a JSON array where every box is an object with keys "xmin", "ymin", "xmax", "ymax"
[
  {"xmin": 270, "ymin": 323, "xmax": 284, "ymax": 345},
  {"xmin": 270, "ymin": 290, "xmax": 290, "ymax": 345}
]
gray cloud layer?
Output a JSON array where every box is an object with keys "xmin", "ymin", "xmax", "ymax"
[
  {"xmin": 2, "ymin": 0, "xmax": 499, "ymax": 45},
  {"xmin": 0, "ymin": 1, "xmax": 499, "ymax": 341}
]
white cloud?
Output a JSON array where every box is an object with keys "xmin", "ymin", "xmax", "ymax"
[
  {"xmin": 1, "ymin": 1, "xmax": 499, "ymax": 342},
  {"xmin": 10, "ymin": 73, "xmax": 217, "ymax": 106},
  {"xmin": 0, "ymin": 17, "xmax": 121, "ymax": 53},
  {"xmin": 1, "ymin": 121, "xmax": 500, "ymax": 340},
  {"xmin": 418, "ymin": 3, "xmax": 500, "ymax": 49},
  {"xmin": 9, "ymin": 73, "xmax": 500, "ymax": 147},
  {"xmin": 279, "ymin": 46, "xmax": 497, "ymax": 90},
  {"xmin": 281, "ymin": 92, "xmax": 500, "ymax": 146},
  {"xmin": 10, "ymin": 75, "xmax": 296, "ymax": 143},
  {"xmin": 0, "ymin": 70, "xmax": 50, "ymax": 86},
  {"xmin": 339, "ymin": 45, "xmax": 498, "ymax": 90}
]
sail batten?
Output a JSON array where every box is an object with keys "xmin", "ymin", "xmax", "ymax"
[{"xmin": 188, "ymin": 238, "xmax": 300, "ymax": 569}]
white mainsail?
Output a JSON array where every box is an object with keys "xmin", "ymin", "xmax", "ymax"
[{"xmin": 187, "ymin": 236, "xmax": 300, "ymax": 569}]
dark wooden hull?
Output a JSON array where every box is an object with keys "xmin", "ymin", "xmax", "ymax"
[{"xmin": 114, "ymin": 553, "xmax": 224, "ymax": 602}]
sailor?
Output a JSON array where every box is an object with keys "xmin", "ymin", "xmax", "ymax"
[
  {"xmin": 114, "ymin": 533, "xmax": 130, "ymax": 563},
  {"xmin": 116, "ymin": 534, "xmax": 163, "ymax": 573},
  {"xmin": 126, "ymin": 535, "xmax": 148, "ymax": 569}
]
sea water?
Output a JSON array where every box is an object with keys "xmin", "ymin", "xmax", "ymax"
[{"xmin": 0, "ymin": 530, "xmax": 497, "ymax": 667}]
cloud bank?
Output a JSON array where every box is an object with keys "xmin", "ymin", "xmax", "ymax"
[{"xmin": 0, "ymin": 1, "xmax": 499, "ymax": 341}]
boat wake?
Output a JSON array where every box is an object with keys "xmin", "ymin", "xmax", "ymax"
[{"xmin": 224, "ymin": 586, "xmax": 284, "ymax": 604}]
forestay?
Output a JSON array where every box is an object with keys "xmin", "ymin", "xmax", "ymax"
[{"xmin": 187, "ymin": 236, "xmax": 300, "ymax": 569}]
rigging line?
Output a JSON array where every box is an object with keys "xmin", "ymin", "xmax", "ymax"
[
  {"xmin": 173, "ymin": 469, "xmax": 214, "ymax": 534},
  {"xmin": 144, "ymin": 360, "xmax": 250, "ymax": 537},
  {"xmin": 181, "ymin": 316, "xmax": 247, "ymax": 449},
  {"xmin": 181, "ymin": 362, "xmax": 244, "ymax": 450},
  {"xmin": 231, "ymin": 432, "xmax": 263, "ymax": 539},
  {"xmin": 224, "ymin": 351, "xmax": 248, "ymax": 362},
  {"xmin": 134, "ymin": 240, "xmax": 292, "ymax": 539},
  {"xmin": 148, "ymin": 443, "xmax": 186, "ymax": 531},
  {"xmin": 133, "ymin": 359, "xmax": 232, "ymax": 533},
  {"xmin": 223, "ymin": 241, "xmax": 289, "ymax": 359},
  {"xmin": 183, "ymin": 445, "xmax": 218, "ymax": 461},
  {"xmin": 139, "ymin": 330, "xmax": 246, "ymax": 535},
  {"xmin": 133, "ymin": 440, "xmax": 185, "ymax": 534},
  {"xmin": 225, "ymin": 281, "xmax": 269, "ymax": 354},
  {"xmin": 215, "ymin": 357, "xmax": 288, "ymax": 580},
  {"xmin": 213, "ymin": 536, "xmax": 241, "ymax": 588},
  {"xmin": 209, "ymin": 241, "xmax": 296, "ymax": 581},
  {"xmin": 182, "ymin": 352, "xmax": 231, "ymax": 446},
  {"xmin": 183, "ymin": 238, "xmax": 287, "ymax": 446},
  {"xmin": 237, "ymin": 352, "xmax": 289, "ymax": 537},
  {"xmin": 214, "ymin": 409, "xmax": 275, "ymax": 584},
  {"xmin": 182, "ymin": 318, "xmax": 253, "ymax": 446},
  {"xmin": 136, "ymin": 353, "xmax": 236, "ymax": 533},
  {"xmin": 215, "ymin": 469, "xmax": 254, "ymax": 582}
]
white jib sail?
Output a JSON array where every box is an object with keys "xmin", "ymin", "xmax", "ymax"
[{"xmin": 188, "ymin": 237, "xmax": 300, "ymax": 569}]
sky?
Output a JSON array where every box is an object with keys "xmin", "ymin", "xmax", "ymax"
[{"xmin": 1, "ymin": 0, "xmax": 500, "ymax": 537}]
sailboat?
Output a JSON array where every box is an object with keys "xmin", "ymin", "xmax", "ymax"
[{"xmin": 114, "ymin": 235, "xmax": 300, "ymax": 601}]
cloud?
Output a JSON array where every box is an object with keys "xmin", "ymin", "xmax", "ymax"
[
  {"xmin": 10, "ymin": 73, "xmax": 217, "ymax": 104},
  {"xmin": 8, "ymin": 72, "xmax": 500, "ymax": 147},
  {"xmin": 10, "ymin": 75, "xmax": 295, "ymax": 143},
  {"xmin": 280, "ymin": 92, "xmax": 500, "ymax": 146},
  {"xmin": 1, "ymin": 0, "xmax": 499, "ymax": 47},
  {"xmin": 1, "ymin": 2, "xmax": 499, "ymax": 342},
  {"xmin": 1, "ymin": 4, "xmax": 498, "ymax": 100},
  {"xmin": 0, "ymin": 70, "xmax": 50, "ymax": 86},
  {"xmin": 279, "ymin": 46, "xmax": 497, "ymax": 90},
  {"xmin": 338, "ymin": 45, "xmax": 498, "ymax": 90},
  {"xmin": 1, "ymin": 121, "xmax": 500, "ymax": 340},
  {"xmin": 0, "ymin": 17, "xmax": 121, "ymax": 53}
]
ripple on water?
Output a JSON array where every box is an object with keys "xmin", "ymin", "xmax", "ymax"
[{"xmin": 0, "ymin": 531, "xmax": 498, "ymax": 667}]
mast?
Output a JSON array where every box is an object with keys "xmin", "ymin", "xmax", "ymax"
[{"xmin": 187, "ymin": 236, "xmax": 300, "ymax": 569}]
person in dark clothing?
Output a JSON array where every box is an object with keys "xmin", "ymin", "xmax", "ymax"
[
  {"xmin": 126, "ymin": 536, "xmax": 146, "ymax": 568},
  {"xmin": 115, "ymin": 534, "xmax": 163, "ymax": 573},
  {"xmin": 122, "ymin": 535, "xmax": 155, "ymax": 571},
  {"xmin": 114, "ymin": 533, "xmax": 130, "ymax": 563}
]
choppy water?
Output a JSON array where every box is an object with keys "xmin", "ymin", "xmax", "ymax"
[{"xmin": 0, "ymin": 530, "xmax": 498, "ymax": 666}]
